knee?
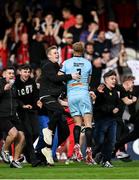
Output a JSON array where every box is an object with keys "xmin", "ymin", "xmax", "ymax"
[{"xmin": 9, "ymin": 127, "xmax": 18, "ymax": 140}]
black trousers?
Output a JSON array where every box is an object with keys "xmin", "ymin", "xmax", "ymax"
[
  {"xmin": 115, "ymin": 130, "xmax": 139, "ymax": 151},
  {"xmin": 18, "ymin": 109, "xmax": 39, "ymax": 163},
  {"xmin": 42, "ymin": 95, "xmax": 70, "ymax": 145},
  {"xmin": 42, "ymin": 95, "xmax": 64, "ymax": 132},
  {"xmin": 115, "ymin": 115, "xmax": 139, "ymax": 151},
  {"xmin": 116, "ymin": 119, "xmax": 129, "ymax": 152}
]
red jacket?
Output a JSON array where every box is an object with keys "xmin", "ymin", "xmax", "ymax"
[
  {"xmin": 0, "ymin": 47, "xmax": 8, "ymax": 68},
  {"xmin": 17, "ymin": 43, "xmax": 30, "ymax": 65},
  {"xmin": 62, "ymin": 15, "xmax": 76, "ymax": 30},
  {"xmin": 61, "ymin": 44, "xmax": 73, "ymax": 63}
]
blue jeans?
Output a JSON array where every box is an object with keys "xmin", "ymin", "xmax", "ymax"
[
  {"xmin": 35, "ymin": 115, "xmax": 58, "ymax": 158},
  {"xmin": 94, "ymin": 118, "xmax": 117, "ymax": 161}
]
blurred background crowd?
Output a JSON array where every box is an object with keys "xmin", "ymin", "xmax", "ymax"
[{"xmin": 0, "ymin": 0, "xmax": 139, "ymax": 84}]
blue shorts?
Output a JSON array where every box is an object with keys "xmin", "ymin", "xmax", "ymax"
[{"xmin": 68, "ymin": 92, "xmax": 92, "ymax": 117}]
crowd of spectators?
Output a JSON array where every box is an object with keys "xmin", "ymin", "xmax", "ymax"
[
  {"xmin": 0, "ymin": 0, "xmax": 139, "ymax": 169},
  {"xmin": 0, "ymin": 0, "xmax": 138, "ymax": 77}
]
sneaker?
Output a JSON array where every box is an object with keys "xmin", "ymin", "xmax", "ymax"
[
  {"xmin": 65, "ymin": 158, "xmax": 74, "ymax": 165},
  {"xmin": 17, "ymin": 155, "xmax": 24, "ymax": 163},
  {"xmin": 42, "ymin": 128, "xmax": 53, "ymax": 145},
  {"xmin": 85, "ymin": 148, "xmax": 96, "ymax": 165},
  {"xmin": 41, "ymin": 147, "xmax": 54, "ymax": 166},
  {"xmin": 10, "ymin": 160, "xmax": 22, "ymax": 168},
  {"xmin": 116, "ymin": 151, "xmax": 130, "ymax": 159},
  {"xmin": 73, "ymin": 144, "xmax": 83, "ymax": 162},
  {"xmin": 102, "ymin": 161, "xmax": 113, "ymax": 168},
  {"xmin": 1, "ymin": 149, "xmax": 10, "ymax": 164},
  {"xmin": 70, "ymin": 153, "xmax": 77, "ymax": 161},
  {"xmin": 60, "ymin": 152, "xmax": 67, "ymax": 161},
  {"xmin": 94, "ymin": 152, "xmax": 103, "ymax": 164},
  {"xmin": 32, "ymin": 159, "xmax": 42, "ymax": 167}
]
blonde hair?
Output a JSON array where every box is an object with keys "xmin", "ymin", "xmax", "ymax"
[
  {"xmin": 46, "ymin": 45, "xmax": 57, "ymax": 55},
  {"xmin": 73, "ymin": 42, "xmax": 84, "ymax": 55}
]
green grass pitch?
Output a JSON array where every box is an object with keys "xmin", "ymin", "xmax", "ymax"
[{"xmin": 0, "ymin": 160, "xmax": 139, "ymax": 179}]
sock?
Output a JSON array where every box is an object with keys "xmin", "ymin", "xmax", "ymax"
[
  {"xmin": 73, "ymin": 126, "xmax": 81, "ymax": 144},
  {"xmin": 85, "ymin": 127, "xmax": 92, "ymax": 147}
]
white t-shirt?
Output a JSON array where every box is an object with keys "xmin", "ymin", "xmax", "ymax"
[{"xmin": 127, "ymin": 59, "xmax": 139, "ymax": 86}]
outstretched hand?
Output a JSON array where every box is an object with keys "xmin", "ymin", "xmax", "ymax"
[{"xmin": 97, "ymin": 84, "xmax": 105, "ymax": 93}]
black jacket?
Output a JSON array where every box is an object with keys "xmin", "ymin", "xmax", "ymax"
[
  {"xmin": 94, "ymin": 85, "xmax": 121, "ymax": 120},
  {"xmin": 39, "ymin": 60, "xmax": 72, "ymax": 97},
  {"xmin": 0, "ymin": 78, "xmax": 18, "ymax": 117},
  {"xmin": 14, "ymin": 75, "xmax": 39, "ymax": 109},
  {"xmin": 29, "ymin": 40, "xmax": 46, "ymax": 67}
]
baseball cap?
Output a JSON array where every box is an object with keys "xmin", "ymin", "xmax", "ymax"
[
  {"xmin": 64, "ymin": 33, "xmax": 73, "ymax": 38},
  {"xmin": 102, "ymin": 48, "xmax": 110, "ymax": 53},
  {"xmin": 93, "ymin": 52, "xmax": 101, "ymax": 59}
]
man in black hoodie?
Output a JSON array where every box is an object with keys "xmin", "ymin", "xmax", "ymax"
[
  {"xmin": 93, "ymin": 70, "xmax": 120, "ymax": 167},
  {"xmin": 39, "ymin": 45, "xmax": 80, "ymax": 165},
  {"xmin": 0, "ymin": 66, "xmax": 25, "ymax": 168},
  {"xmin": 14, "ymin": 64, "xmax": 40, "ymax": 167}
]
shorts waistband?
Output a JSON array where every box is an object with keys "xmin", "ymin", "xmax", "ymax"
[{"xmin": 68, "ymin": 82, "xmax": 84, "ymax": 87}]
